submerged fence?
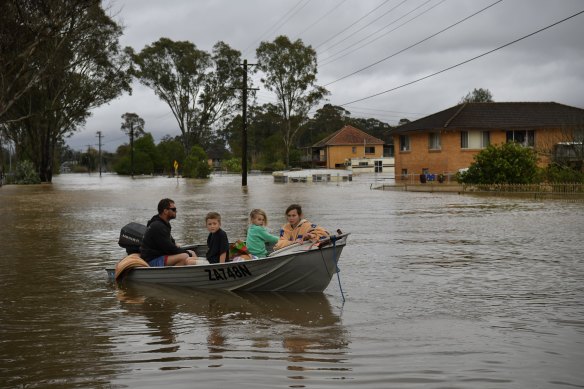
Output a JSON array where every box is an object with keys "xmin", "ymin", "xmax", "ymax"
[
  {"xmin": 374, "ymin": 181, "xmax": 584, "ymax": 200},
  {"xmin": 462, "ymin": 182, "xmax": 584, "ymax": 199}
]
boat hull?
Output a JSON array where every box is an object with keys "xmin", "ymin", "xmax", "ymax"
[{"xmin": 106, "ymin": 235, "xmax": 347, "ymax": 293}]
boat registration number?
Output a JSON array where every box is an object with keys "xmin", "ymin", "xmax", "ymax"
[{"xmin": 205, "ymin": 264, "xmax": 252, "ymax": 281}]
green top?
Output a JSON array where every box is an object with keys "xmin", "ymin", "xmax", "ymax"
[{"xmin": 246, "ymin": 224, "xmax": 279, "ymax": 258}]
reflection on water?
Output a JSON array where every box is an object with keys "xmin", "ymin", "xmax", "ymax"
[
  {"xmin": 1, "ymin": 173, "xmax": 584, "ymax": 388},
  {"xmin": 111, "ymin": 284, "xmax": 348, "ymax": 385}
]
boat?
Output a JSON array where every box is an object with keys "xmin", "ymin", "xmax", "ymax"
[{"xmin": 106, "ymin": 230, "xmax": 349, "ymax": 293}]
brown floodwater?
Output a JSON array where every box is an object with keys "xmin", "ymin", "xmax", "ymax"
[{"xmin": 1, "ymin": 173, "xmax": 583, "ymax": 388}]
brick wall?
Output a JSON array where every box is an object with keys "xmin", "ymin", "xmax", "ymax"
[
  {"xmin": 326, "ymin": 144, "xmax": 383, "ymax": 169},
  {"xmin": 393, "ymin": 127, "xmax": 579, "ymax": 181}
]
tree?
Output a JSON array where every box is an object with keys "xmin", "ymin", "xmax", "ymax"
[
  {"xmin": 113, "ymin": 133, "xmax": 160, "ymax": 175},
  {"xmin": 459, "ymin": 142, "xmax": 539, "ymax": 184},
  {"xmin": 299, "ymin": 104, "xmax": 349, "ymax": 147},
  {"xmin": 121, "ymin": 113, "xmax": 145, "ymax": 177},
  {"xmin": 157, "ymin": 136, "xmax": 185, "ymax": 175},
  {"xmin": 0, "ymin": 0, "xmax": 92, "ymax": 122},
  {"xmin": 132, "ymin": 39, "xmax": 241, "ymax": 153},
  {"xmin": 256, "ymin": 35, "xmax": 328, "ymax": 166},
  {"xmin": 182, "ymin": 145, "xmax": 211, "ymax": 178},
  {"xmin": 0, "ymin": 1, "xmax": 131, "ymax": 182},
  {"xmin": 459, "ymin": 88, "xmax": 494, "ymax": 103}
]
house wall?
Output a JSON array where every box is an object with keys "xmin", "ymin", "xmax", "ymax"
[
  {"xmin": 325, "ymin": 144, "xmax": 383, "ymax": 169},
  {"xmin": 394, "ymin": 127, "xmax": 577, "ymax": 181},
  {"xmin": 350, "ymin": 157, "xmax": 395, "ymax": 174},
  {"xmin": 533, "ymin": 127, "xmax": 576, "ymax": 166}
]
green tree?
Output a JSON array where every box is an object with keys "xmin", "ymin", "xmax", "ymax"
[
  {"xmin": 0, "ymin": 0, "xmax": 95, "ymax": 121},
  {"xmin": 539, "ymin": 163, "xmax": 584, "ymax": 183},
  {"xmin": 135, "ymin": 133, "xmax": 161, "ymax": 172},
  {"xmin": 222, "ymin": 103, "xmax": 285, "ymax": 170},
  {"xmin": 182, "ymin": 145, "xmax": 211, "ymax": 178},
  {"xmin": 14, "ymin": 160, "xmax": 40, "ymax": 184},
  {"xmin": 256, "ymin": 35, "xmax": 328, "ymax": 166},
  {"xmin": 113, "ymin": 133, "xmax": 160, "ymax": 175},
  {"xmin": 223, "ymin": 157, "xmax": 242, "ymax": 173},
  {"xmin": 157, "ymin": 136, "xmax": 185, "ymax": 175},
  {"xmin": 299, "ymin": 104, "xmax": 349, "ymax": 147},
  {"xmin": 1, "ymin": 1, "xmax": 131, "ymax": 182},
  {"xmin": 459, "ymin": 142, "xmax": 539, "ymax": 184},
  {"xmin": 132, "ymin": 39, "xmax": 241, "ymax": 153},
  {"xmin": 459, "ymin": 88, "xmax": 494, "ymax": 103},
  {"xmin": 121, "ymin": 113, "xmax": 145, "ymax": 177}
]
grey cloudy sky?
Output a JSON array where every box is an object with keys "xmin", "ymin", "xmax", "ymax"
[{"xmin": 67, "ymin": 0, "xmax": 584, "ymax": 152}]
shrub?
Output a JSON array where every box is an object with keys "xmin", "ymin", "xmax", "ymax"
[
  {"xmin": 15, "ymin": 160, "xmax": 41, "ymax": 184},
  {"xmin": 223, "ymin": 157, "xmax": 242, "ymax": 173},
  {"xmin": 183, "ymin": 146, "xmax": 211, "ymax": 178},
  {"xmin": 539, "ymin": 163, "xmax": 584, "ymax": 183},
  {"xmin": 459, "ymin": 142, "xmax": 539, "ymax": 184}
]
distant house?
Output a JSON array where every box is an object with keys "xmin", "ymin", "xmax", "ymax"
[
  {"xmin": 311, "ymin": 125, "xmax": 388, "ymax": 170},
  {"xmin": 392, "ymin": 102, "xmax": 584, "ymax": 181},
  {"xmin": 206, "ymin": 144, "xmax": 227, "ymax": 170}
]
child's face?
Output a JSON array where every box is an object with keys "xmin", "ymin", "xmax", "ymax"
[
  {"xmin": 206, "ymin": 218, "xmax": 221, "ymax": 233},
  {"xmin": 286, "ymin": 209, "xmax": 300, "ymax": 226},
  {"xmin": 252, "ymin": 214, "xmax": 266, "ymax": 226}
]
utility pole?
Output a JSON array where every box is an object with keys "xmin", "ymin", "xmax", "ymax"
[
  {"xmin": 96, "ymin": 131, "xmax": 103, "ymax": 177},
  {"xmin": 240, "ymin": 59, "xmax": 258, "ymax": 187}
]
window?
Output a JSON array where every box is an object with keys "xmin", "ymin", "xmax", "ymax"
[
  {"xmin": 461, "ymin": 131, "xmax": 490, "ymax": 149},
  {"xmin": 399, "ymin": 135, "xmax": 410, "ymax": 151},
  {"xmin": 506, "ymin": 130, "xmax": 535, "ymax": 147},
  {"xmin": 352, "ymin": 146, "xmax": 356, "ymax": 153},
  {"xmin": 365, "ymin": 146, "xmax": 375, "ymax": 154},
  {"xmin": 428, "ymin": 133, "xmax": 441, "ymax": 150},
  {"xmin": 359, "ymin": 161, "xmax": 369, "ymax": 166}
]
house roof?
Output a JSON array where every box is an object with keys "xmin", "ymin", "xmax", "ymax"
[
  {"xmin": 392, "ymin": 102, "xmax": 584, "ymax": 134},
  {"xmin": 312, "ymin": 125, "xmax": 385, "ymax": 147}
]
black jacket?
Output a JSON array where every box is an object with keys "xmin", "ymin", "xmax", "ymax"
[{"xmin": 140, "ymin": 215, "xmax": 187, "ymax": 261}]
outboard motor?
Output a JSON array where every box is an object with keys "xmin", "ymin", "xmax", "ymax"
[{"xmin": 118, "ymin": 222, "xmax": 147, "ymax": 255}]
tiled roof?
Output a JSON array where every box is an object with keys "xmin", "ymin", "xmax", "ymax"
[
  {"xmin": 312, "ymin": 125, "xmax": 385, "ymax": 147},
  {"xmin": 393, "ymin": 102, "xmax": 584, "ymax": 134}
]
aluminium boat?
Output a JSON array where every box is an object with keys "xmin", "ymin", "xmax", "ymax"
[{"xmin": 106, "ymin": 227, "xmax": 348, "ymax": 293}]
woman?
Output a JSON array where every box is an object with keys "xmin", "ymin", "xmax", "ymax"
[{"xmin": 274, "ymin": 204, "xmax": 329, "ymax": 250}]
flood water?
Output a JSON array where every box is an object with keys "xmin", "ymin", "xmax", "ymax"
[{"xmin": 1, "ymin": 173, "xmax": 583, "ymax": 388}]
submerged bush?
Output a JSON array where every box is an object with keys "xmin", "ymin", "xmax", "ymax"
[{"xmin": 15, "ymin": 160, "xmax": 41, "ymax": 184}]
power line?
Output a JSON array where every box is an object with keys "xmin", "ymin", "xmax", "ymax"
[
  {"xmin": 242, "ymin": 0, "xmax": 312, "ymax": 57},
  {"xmin": 295, "ymin": 0, "xmax": 349, "ymax": 39},
  {"xmin": 319, "ymin": 0, "xmax": 410, "ymax": 55},
  {"xmin": 324, "ymin": 0, "xmax": 503, "ymax": 87},
  {"xmin": 314, "ymin": 0, "xmax": 392, "ymax": 50},
  {"xmin": 319, "ymin": 0, "xmax": 444, "ymax": 67},
  {"xmin": 339, "ymin": 8, "xmax": 584, "ymax": 107}
]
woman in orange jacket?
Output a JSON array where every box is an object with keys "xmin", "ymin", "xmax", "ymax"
[{"xmin": 274, "ymin": 204, "xmax": 329, "ymax": 250}]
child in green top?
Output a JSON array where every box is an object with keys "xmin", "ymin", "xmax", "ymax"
[{"xmin": 246, "ymin": 209, "xmax": 279, "ymax": 258}]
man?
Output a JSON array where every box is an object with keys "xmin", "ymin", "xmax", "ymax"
[{"xmin": 140, "ymin": 198, "xmax": 197, "ymax": 266}]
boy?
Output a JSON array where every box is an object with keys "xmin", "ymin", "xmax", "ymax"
[{"xmin": 205, "ymin": 212, "xmax": 229, "ymax": 264}]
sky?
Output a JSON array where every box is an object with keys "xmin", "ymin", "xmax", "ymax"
[{"xmin": 67, "ymin": 0, "xmax": 584, "ymax": 152}]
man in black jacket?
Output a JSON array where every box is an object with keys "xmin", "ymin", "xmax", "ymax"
[{"xmin": 140, "ymin": 198, "xmax": 197, "ymax": 267}]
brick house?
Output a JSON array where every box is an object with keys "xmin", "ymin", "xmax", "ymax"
[
  {"xmin": 392, "ymin": 102, "xmax": 584, "ymax": 181},
  {"xmin": 311, "ymin": 125, "xmax": 385, "ymax": 169}
]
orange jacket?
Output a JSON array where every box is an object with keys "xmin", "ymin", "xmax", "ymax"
[{"xmin": 274, "ymin": 219, "xmax": 330, "ymax": 250}]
